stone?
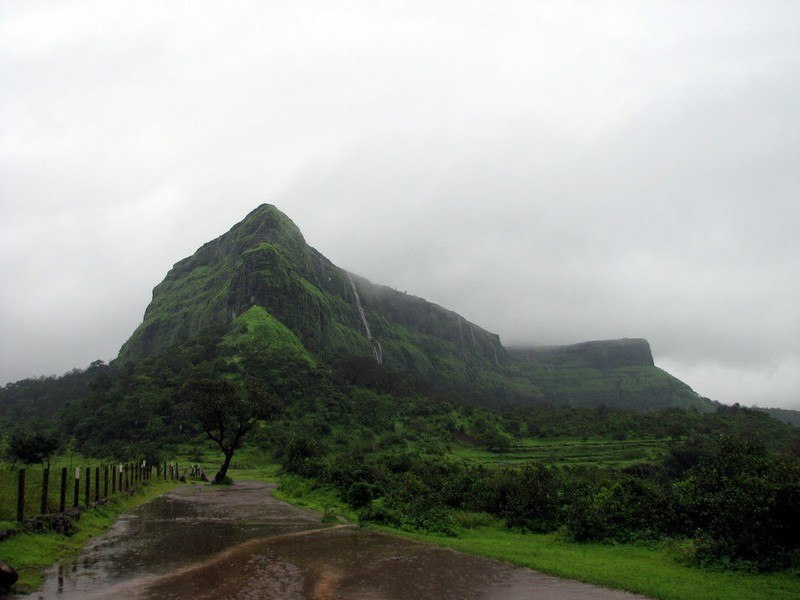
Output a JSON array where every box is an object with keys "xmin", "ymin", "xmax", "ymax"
[{"xmin": 0, "ymin": 560, "xmax": 19, "ymax": 590}]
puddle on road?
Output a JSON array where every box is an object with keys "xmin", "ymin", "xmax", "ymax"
[{"xmin": 27, "ymin": 481, "xmax": 648, "ymax": 600}]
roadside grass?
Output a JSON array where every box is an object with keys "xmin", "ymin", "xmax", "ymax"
[
  {"xmin": 399, "ymin": 525, "xmax": 800, "ymax": 600},
  {"xmin": 0, "ymin": 480, "xmax": 179, "ymax": 593},
  {"xmin": 272, "ymin": 473, "xmax": 357, "ymax": 522},
  {"xmin": 271, "ymin": 470, "xmax": 800, "ymax": 600}
]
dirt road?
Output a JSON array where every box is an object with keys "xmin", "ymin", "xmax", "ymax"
[{"xmin": 27, "ymin": 481, "xmax": 649, "ymax": 599}]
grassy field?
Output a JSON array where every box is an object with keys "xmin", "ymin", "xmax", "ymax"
[{"xmin": 451, "ymin": 436, "xmax": 674, "ymax": 468}]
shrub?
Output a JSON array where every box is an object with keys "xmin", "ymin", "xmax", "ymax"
[
  {"xmin": 675, "ymin": 436, "xmax": 800, "ymax": 571},
  {"xmin": 565, "ymin": 475, "xmax": 673, "ymax": 542}
]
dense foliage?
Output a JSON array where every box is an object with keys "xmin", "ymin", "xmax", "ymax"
[
  {"xmin": 278, "ymin": 432, "xmax": 800, "ymax": 571},
  {"xmin": 1, "ymin": 326, "xmax": 799, "ymax": 573}
]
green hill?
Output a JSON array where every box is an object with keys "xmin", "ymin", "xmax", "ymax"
[
  {"xmin": 114, "ymin": 205, "xmax": 718, "ymax": 412},
  {"xmin": 118, "ymin": 204, "xmax": 520, "ymax": 400},
  {"xmin": 507, "ymin": 340, "xmax": 713, "ymax": 412}
]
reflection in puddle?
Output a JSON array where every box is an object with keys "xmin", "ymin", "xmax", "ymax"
[{"xmin": 26, "ymin": 481, "xmax": 648, "ymax": 600}]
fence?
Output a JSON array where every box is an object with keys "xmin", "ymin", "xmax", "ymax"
[{"xmin": 0, "ymin": 461, "xmax": 181, "ymax": 524}]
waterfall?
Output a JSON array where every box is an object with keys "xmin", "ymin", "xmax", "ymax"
[
  {"xmin": 469, "ymin": 324, "xmax": 479, "ymax": 353},
  {"xmin": 456, "ymin": 316, "xmax": 467, "ymax": 359},
  {"xmin": 346, "ymin": 273, "xmax": 383, "ymax": 365}
]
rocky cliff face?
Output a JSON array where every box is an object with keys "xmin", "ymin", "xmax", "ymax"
[{"xmin": 118, "ymin": 204, "xmax": 504, "ymax": 385}]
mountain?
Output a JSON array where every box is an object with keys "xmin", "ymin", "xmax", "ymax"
[
  {"xmin": 119, "ymin": 204, "xmax": 518, "ymax": 399},
  {"xmin": 508, "ymin": 339, "xmax": 712, "ymax": 412},
  {"xmin": 755, "ymin": 406, "xmax": 800, "ymax": 427},
  {"xmin": 117, "ymin": 204, "xmax": 708, "ymax": 411}
]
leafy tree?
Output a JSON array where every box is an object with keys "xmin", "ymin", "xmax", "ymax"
[
  {"xmin": 6, "ymin": 431, "xmax": 59, "ymax": 466},
  {"xmin": 182, "ymin": 377, "xmax": 278, "ymax": 483}
]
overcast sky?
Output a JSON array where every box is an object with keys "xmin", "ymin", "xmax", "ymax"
[{"xmin": 1, "ymin": 1, "xmax": 798, "ymax": 409}]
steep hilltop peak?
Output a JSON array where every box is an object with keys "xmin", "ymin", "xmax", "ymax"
[
  {"xmin": 118, "ymin": 204, "xmax": 506, "ymax": 388},
  {"xmin": 234, "ymin": 203, "xmax": 307, "ymax": 248}
]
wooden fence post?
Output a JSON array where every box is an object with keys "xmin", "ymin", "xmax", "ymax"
[
  {"xmin": 41, "ymin": 467, "xmax": 50, "ymax": 515},
  {"xmin": 84, "ymin": 466, "xmax": 90, "ymax": 505},
  {"xmin": 95, "ymin": 467, "xmax": 100, "ymax": 501},
  {"xmin": 17, "ymin": 469, "xmax": 25, "ymax": 522},
  {"xmin": 73, "ymin": 467, "xmax": 80, "ymax": 507},
  {"xmin": 104, "ymin": 465, "xmax": 109, "ymax": 497},
  {"xmin": 59, "ymin": 467, "xmax": 67, "ymax": 513}
]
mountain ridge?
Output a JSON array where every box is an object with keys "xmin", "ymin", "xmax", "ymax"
[
  {"xmin": 117, "ymin": 204, "xmax": 709, "ymax": 411},
  {"xmin": 119, "ymin": 204, "xmax": 511, "ymax": 398}
]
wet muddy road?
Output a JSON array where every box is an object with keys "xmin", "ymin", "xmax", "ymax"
[{"xmin": 28, "ymin": 482, "xmax": 648, "ymax": 599}]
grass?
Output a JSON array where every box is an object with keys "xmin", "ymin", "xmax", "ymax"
[
  {"xmin": 450, "ymin": 436, "xmax": 674, "ymax": 468},
  {"xmin": 0, "ymin": 479, "xmax": 180, "ymax": 593},
  {"xmin": 272, "ymin": 473, "xmax": 357, "ymax": 522},
  {"xmin": 271, "ymin": 470, "xmax": 800, "ymax": 600},
  {"xmin": 399, "ymin": 526, "xmax": 800, "ymax": 600}
]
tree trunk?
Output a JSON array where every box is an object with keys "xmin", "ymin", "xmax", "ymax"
[{"xmin": 213, "ymin": 450, "xmax": 234, "ymax": 484}]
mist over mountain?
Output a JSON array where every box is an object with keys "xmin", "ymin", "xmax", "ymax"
[{"xmin": 116, "ymin": 204, "xmax": 711, "ymax": 412}]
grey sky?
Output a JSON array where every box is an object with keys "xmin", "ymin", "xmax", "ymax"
[{"xmin": 1, "ymin": 1, "xmax": 798, "ymax": 409}]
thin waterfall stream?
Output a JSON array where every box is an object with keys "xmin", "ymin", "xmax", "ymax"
[{"xmin": 346, "ymin": 272, "xmax": 383, "ymax": 364}]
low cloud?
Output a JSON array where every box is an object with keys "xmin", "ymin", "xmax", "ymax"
[{"xmin": 1, "ymin": 2, "xmax": 798, "ymax": 408}]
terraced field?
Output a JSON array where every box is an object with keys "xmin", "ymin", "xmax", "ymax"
[{"xmin": 451, "ymin": 437, "xmax": 674, "ymax": 468}]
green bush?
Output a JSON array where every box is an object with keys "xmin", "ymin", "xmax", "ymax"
[
  {"xmin": 476, "ymin": 464, "xmax": 563, "ymax": 532},
  {"xmin": 676, "ymin": 437, "xmax": 800, "ymax": 571},
  {"xmin": 565, "ymin": 475, "xmax": 673, "ymax": 542}
]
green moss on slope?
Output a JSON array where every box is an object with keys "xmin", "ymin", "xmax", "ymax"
[{"xmin": 222, "ymin": 306, "xmax": 315, "ymax": 367}]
